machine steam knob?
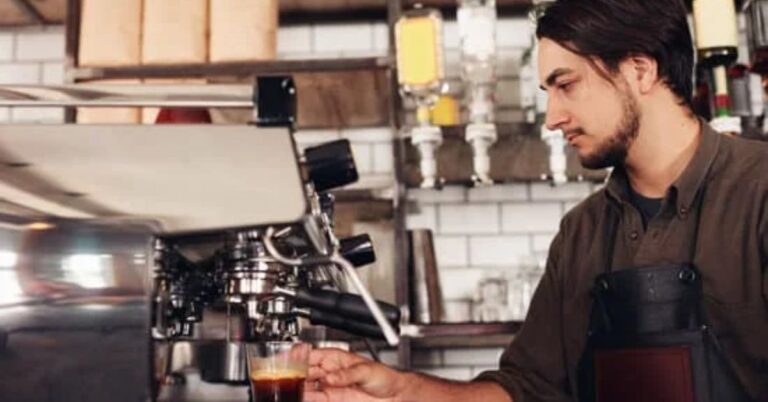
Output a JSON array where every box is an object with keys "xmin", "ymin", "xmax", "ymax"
[
  {"xmin": 339, "ymin": 234, "xmax": 376, "ymax": 267},
  {"xmin": 304, "ymin": 139, "xmax": 359, "ymax": 192}
]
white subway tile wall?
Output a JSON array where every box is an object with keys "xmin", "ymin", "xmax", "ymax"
[
  {"xmin": 530, "ymin": 182, "xmax": 592, "ymax": 201},
  {"xmin": 433, "ymin": 235, "xmax": 469, "ymax": 268},
  {"xmin": 372, "ymin": 142, "xmax": 395, "ymax": 174},
  {"xmin": 496, "ymin": 18, "xmax": 533, "ymax": 48},
  {"xmin": 532, "ymin": 233, "xmax": 557, "ymax": 254},
  {"xmin": 501, "ymin": 202, "xmax": 562, "ymax": 233},
  {"xmin": 0, "ymin": 33, "xmax": 13, "ymax": 61},
  {"xmin": 312, "ymin": 23, "xmax": 375, "ymax": 55},
  {"xmin": 0, "ymin": 27, "xmax": 63, "ymax": 123},
  {"xmin": 277, "ymin": 25, "xmax": 313, "ymax": 56},
  {"xmin": 0, "ymin": 16, "xmax": 603, "ymax": 381},
  {"xmin": 11, "ymin": 106, "xmax": 64, "ymax": 123},
  {"xmin": 14, "ymin": 27, "xmax": 65, "ymax": 61},
  {"xmin": 467, "ymin": 184, "xmax": 528, "ymax": 202},
  {"xmin": 439, "ymin": 203, "xmax": 500, "ymax": 235},
  {"xmin": 372, "ymin": 23, "xmax": 389, "ymax": 52},
  {"xmin": 440, "ymin": 266, "xmax": 489, "ymax": 299},
  {"xmin": 0, "ymin": 63, "xmax": 40, "ymax": 84},
  {"xmin": 469, "ymin": 235, "xmax": 530, "ymax": 267},
  {"xmin": 405, "ymin": 203, "xmax": 438, "ymax": 231},
  {"xmin": 292, "ymin": 129, "xmax": 341, "ymax": 153},
  {"xmin": 349, "ymin": 142, "xmax": 374, "ymax": 174},
  {"xmin": 41, "ymin": 61, "xmax": 64, "ymax": 84}
]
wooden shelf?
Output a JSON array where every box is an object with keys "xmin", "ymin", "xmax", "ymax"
[
  {"xmin": 405, "ymin": 321, "xmax": 522, "ymax": 338},
  {"xmin": 342, "ymin": 322, "xmax": 521, "ymax": 350},
  {"xmin": 412, "ymin": 333, "xmax": 516, "ymax": 348},
  {"xmin": 70, "ymin": 56, "xmax": 391, "ymax": 82}
]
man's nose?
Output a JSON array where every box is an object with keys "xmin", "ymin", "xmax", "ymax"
[{"xmin": 545, "ymin": 98, "xmax": 569, "ymax": 131}]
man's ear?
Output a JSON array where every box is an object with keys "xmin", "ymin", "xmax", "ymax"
[{"xmin": 623, "ymin": 54, "xmax": 658, "ymax": 94}]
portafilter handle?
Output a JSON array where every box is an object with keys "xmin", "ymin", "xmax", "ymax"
[
  {"xmin": 288, "ymin": 288, "xmax": 400, "ymax": 325},
  {"xmin": 263, "ymin": 227, "xmax": 400, "ymax": 346}
]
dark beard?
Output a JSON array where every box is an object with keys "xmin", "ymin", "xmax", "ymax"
[{"xmin": 579, "ymin": 90, "xmax": 641, "ymax": 170}]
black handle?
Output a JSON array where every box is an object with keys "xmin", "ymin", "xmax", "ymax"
[
  {"xmin": 254, "ymin": 76, "xmax": 296, "ymax": 127},
  {"xmin": 339, "ymin": 234, "xmax": 376, "ymax": 267},
  {"xmin": 294, "ymin": 288, "xmax": 400, "ymax": 325},
  {"xmin": 304, "ymin": 139, "xmax": 359, "ymax": 192},
  {"xmin": 306, "ymin": 309, "xmax": 387, "ymax": 340}
]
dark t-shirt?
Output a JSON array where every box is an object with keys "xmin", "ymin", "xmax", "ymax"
[
  {"xmin": 628, "ymin": 185, "xmax": 663, "ymax": 228},
  {"xmin": 475, "ymin": 123, "xmax": 768, "ymax": 402}
]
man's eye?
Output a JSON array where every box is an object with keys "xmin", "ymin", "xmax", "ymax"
[{"xmin": 557, "ymin": 81, "xmax": 573, "ymax": 92}]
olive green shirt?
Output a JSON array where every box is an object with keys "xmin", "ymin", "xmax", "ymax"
[{"xmin": 476, "ymin": 122, "xmax": 768, "ymax": 401}]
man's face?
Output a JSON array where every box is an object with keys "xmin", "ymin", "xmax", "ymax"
[{"xmin": 538, "ymin": 38, "xmax": 641, "ymax": 169}]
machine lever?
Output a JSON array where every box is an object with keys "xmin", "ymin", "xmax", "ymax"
[{"xmin": 293, "ymin": 288, "xmax": 400, "ymax": 325}]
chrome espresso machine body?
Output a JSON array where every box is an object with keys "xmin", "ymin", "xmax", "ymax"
[{"xmin": 0, "ymin": 77, "xmax": 400, "ymax": 402}]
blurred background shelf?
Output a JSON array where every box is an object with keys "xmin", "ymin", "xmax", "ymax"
[
  {"xmin": 0, "ymin": 0, "xmax": 536, "ymax": 27},
  {"xmin": 401, "ymin": 125, "xmax": 608, "ymax": 186},
  {"xmin": 0, "ymin": 0, "xmax": 744, "ymax": 27}
]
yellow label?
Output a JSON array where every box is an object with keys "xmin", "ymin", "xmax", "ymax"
[{"xmin": 396, "ymin": 15, "xmax": 443, "ymax": 87}]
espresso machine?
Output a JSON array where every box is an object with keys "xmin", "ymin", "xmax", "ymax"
[{"xmin": 0, "ymin": 77, "xmax": 400, "ymax": 402}]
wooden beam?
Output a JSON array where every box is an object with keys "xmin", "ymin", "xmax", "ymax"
[
  {"xmin": 9, "ymin": 0, "xmax": 45, "ymax": 24},
  {"xmin": 294, "ymin": 69, "xmax": 391, "ymax": 129},
  {"xmin": 0, "ymin": 0, "xmax": 30, "ymax": 26}
]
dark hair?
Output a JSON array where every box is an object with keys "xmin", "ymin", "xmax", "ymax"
[{"xmin": 536, "ymin": 0, "xmax": 694, "ymax": 107}]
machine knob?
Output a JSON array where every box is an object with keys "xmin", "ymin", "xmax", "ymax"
[
  {"xmin": 339, "ymin": 234, "xmax": 376, "ymax": 267},
  {"xmin": 304, "ymin": 140, "xmax": 358, "ymax": 192}
]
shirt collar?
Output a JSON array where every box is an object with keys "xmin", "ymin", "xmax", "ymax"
[{"xmin": 604, "ymin": 119, "xmax": 721, "ymax": 210}]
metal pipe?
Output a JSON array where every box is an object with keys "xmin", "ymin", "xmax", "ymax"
[{"xmin": 0, "ymin": 84, "xmax": 253, "ymax": 108}]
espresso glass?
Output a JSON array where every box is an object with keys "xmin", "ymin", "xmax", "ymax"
[{"xmin": 247, "ymin": 341, "xmax": 311, "ymax": 402}]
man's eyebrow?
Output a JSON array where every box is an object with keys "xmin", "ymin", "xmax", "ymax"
[{"xmin": 539, "ymin": 68, "xmax": 574, "ymax": 91}]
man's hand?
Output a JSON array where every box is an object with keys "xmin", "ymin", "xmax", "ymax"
[
  {"xmin": 304, "ymin": 347, "xmax": 512, "ymax": 402},
  {"xmin": 305, "ymin": 348, "xmax": 412, "ymax": 402}
]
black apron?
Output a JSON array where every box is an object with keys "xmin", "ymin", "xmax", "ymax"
[{"xmin": 577, "ymin": 189, "xmax": 753, "ymax": 402}]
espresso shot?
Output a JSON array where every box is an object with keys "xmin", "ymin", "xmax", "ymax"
[{"xmin": 250, "ymin": 370, "xmax": 306, "ymax": 402}]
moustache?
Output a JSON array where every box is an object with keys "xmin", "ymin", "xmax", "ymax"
[{"xmin": 564, "ymin": 128, "xmax": 585, "ymax": 136}]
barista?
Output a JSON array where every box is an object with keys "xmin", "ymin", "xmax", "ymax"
[{"xmin": 306, "ymin": 1, "xmax": 768, "ymax": 401}]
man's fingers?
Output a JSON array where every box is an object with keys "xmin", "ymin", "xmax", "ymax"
[
  {"xmin": 309, "ymin": 348, "xmax": 345, "ymax": 365},
  {"xmin": 307, "ymin": 366, "xmax": 327, "ymax": 381},
  {"xmin": 309, "ymin": 348, "xmax": 366, "ymax": 371},
  {"xmin": 305, "ymin": 387, "xmax": 379, "ymax": 402},
  {"xmin": 304, "ymin": 389, "xmax": 330, "ymax": 402},
  {"xmin": 326, "ymin": 362, "xmax": 373, "ymax": 388}
]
